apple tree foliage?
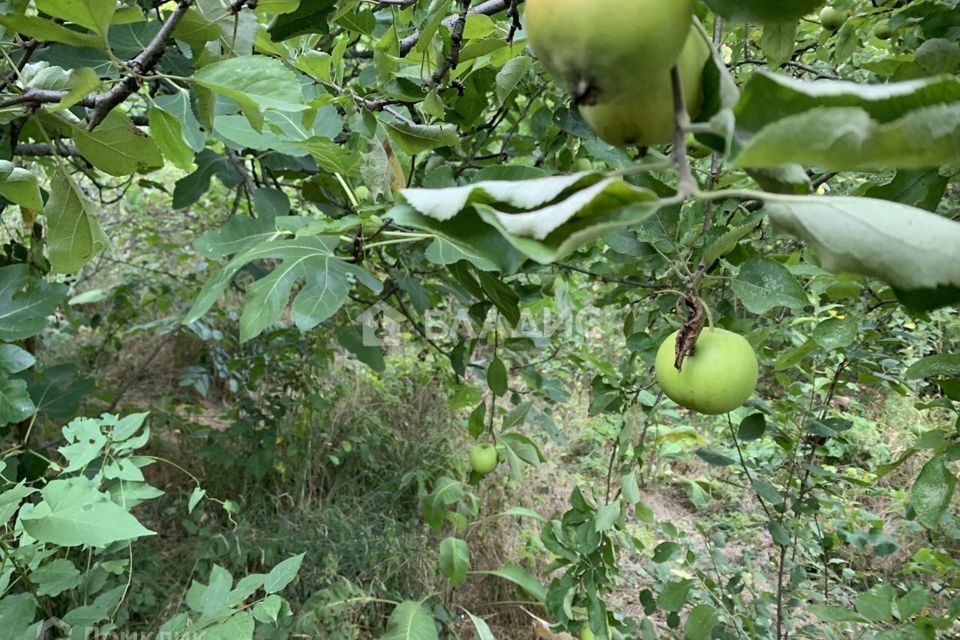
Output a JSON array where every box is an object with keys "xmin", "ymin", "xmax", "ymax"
[{"xmin": 1, "ymin": 0, "xmax": 959, "ymax": 638}]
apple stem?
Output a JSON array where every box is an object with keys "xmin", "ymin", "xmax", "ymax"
[{"xmin": 669, "ymin": 65, "xmax": 696, "ymax": 199}]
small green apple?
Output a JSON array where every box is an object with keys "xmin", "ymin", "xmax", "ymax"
[
  {"xmin": 654, "ymin": 328, "xmax": 758, "ymax": 415},
  {"xmin": 875, "ymin": 21, "xmax": 893, "ymax": 39},
  {"xmin": 469, "ymin": 444, "xmax": 498, "ymax": 476},
  {"xmin": 820, "ymin": 6, "xmax": 845, "ymax": 31}
]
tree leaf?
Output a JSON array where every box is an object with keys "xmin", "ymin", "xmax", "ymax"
[
  {"xmin": 382, "ymin": 120, "xmax": 459, "ymax": 155},
  {"xmin": 905, "ymin": 354, "xmax": 960, "ymax": 380},
  {"xmin": 0, "ymin": 162, "xmax": 43, "ymax": 210},
  {"xmin": 466, "ymin": 612, "xmax": 495, "ymax": 640},
  {"xmin": 766, "ymin": 195, "xmax": 960, "ymax": 309},
  {"xmin": 73, "ymin": 111, "xmax": 163, "ymax": 176},
  {"xmin": 0, "ymin": 264, "xmax": 68, "ymax": 341},
  {"xmin": 684, "ymin": 604, "xmax": 720, "ymax": 640},
  {"xmin": 30, "ymin": 559, "xmax": 81, "ymax": 597},
  {"xmin": 148, "ymin": 106, "xmax": 196, "ymax": 172},
  {"xmin": 265, "ymin": 553, "xmax": 305, "ymax": 594},
  {"xmin": 21, "ymin": 477, "xmax": 155, "ymax": 547},
  {"xmin": 0, "ymin": 377, "xmax": 35, "ymax": 426},
  {"xmin": 910, "ymin": 454, "xmax": 957, "ymax": 528},
  {"xmin": 855, "ymin": 584, "xmax": 896, "ymax": 622},
  {"xmin": 194, "ymin": 56, "xmax": 307, "ymax": 130},
  {"xmin": 43, "ymin": 171, "xmax": 108, "ymax": 273},
  {"xmin": 381, "ymin": 601, "xmax": 438, "ymax": 640},
  {"xmin": 35, "ymin": 0, "xmax": 116, "ymax": 36},
  {"xmin": 704, "ymin": 0, "xmax": 824, "ymax": 22},
  {"xmin": 476, "ymin": 565, "xmax": 547, "ymax": 603},
  {"xmin": 732, "ymin": 257, "xmax": 809, "ymax": 314},
  {"xmin": 439, "ymin": 537, "xmax": 470, "ymax": 588}
]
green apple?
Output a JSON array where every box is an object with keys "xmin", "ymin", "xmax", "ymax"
[
  {"xmin": 525, "ymin": 0, "xmax": 694, "ymax": 103},
  {"xmin": 578, "ymin": 27, "xmax": 710, "ymax": 148},
  {"xmin": 875, "ymin": 21, "xmax": 893, "ymax": 39},
  {"xmin": 581, "ymin": 626, "xmax": 597, "ymax": 640},
  {"xmin": 654, "ymin": 328, "xmax": 758, "ymax": 415},
  {"xmin": 820, "ymin": 6, "xmax": 845, "ymax": 31},
  {"xmin": 469, "ymin": 444, "xmax": 498, "ymax": 476},
  {"xmin": 686, "ymin": 135, "xmax": 713, "ymax": 159}
]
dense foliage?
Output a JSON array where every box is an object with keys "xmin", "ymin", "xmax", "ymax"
[{"xmin": 1, "ymin": 0, "xmax": 959, "ymax": 638}]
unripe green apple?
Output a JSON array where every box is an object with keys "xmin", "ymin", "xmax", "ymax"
[
  {"xmin": 654, "ymin": 328, "xmax": 758, "ymax": 415},
  {"xmin": 875, "ymin": 21, "xmax": 893, "ymax": 39},
  {"xmin": 525, "ymin": 0, "xmax": 694, "ymax": 103},
  {"xmin": 578, "ymin": 28, "xmax": 710, "ymax": 148},
  {"xmin": 820, "ymin": 6, "xmax": 845, "ymax": 31},
  {"xmin": 686, "ymin": 135, "xmax": 713, "ymax": 159},
  {"xmin": 581, "ymin": 627, "xmax": 597, "ymax": 640},
  {"xmin": 469, "ymin": 444, "xmax": 498, "ymax": 476}
]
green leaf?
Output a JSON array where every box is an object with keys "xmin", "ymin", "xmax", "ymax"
[
  {"xmin": 21, "ymin": 477, "xmax": 155, "ymax": 547},
  {"xmin": 766, "ymin": 196, "xmax": 960, "ymax": 310},
  {"xmin": 738, "ymin": 413, "xmax": 766, "ymax": 441},
  {"xmin": 0, "ymin": 162, "xmax": 43, "ymax": 210},
  {"xmin": 684, "ymin": 604, "xmax": 720, "ymax": 640},
  {"xmin": 204, "ymin": 612, "xmax": 255, "ymax": 640},
  {"xmin": 760, "ymin": 21, "xmax": 798, "ymax": 69},
  {"xmin": 148, "ymin": 106, "xmax": 196, "ymax": 172},
  {"xmin": 864, "ymin": 169, "xmax": 949, "ymax": 212},
  {"xmin": 0, "ymin": 593, "xmax": 37, "ymax": 640},
  {"xmin": 252, "ymin": 594, "xmax": 284, "ymax": 623},
  {"xmin": 31, "ymin": 558, "xmax": 82, "ymax": 597},
  {"xmin": 466, "ymin": 612, "xmax": 495, "ymax": 640},
  {"xmin": 906, "ymin": 354, "xmax": 960, "ymax": 380},
  {"xmin": 0, "ymin": 377, "xmax": 35, "ymax": 426},
  {"xmin": 659, "ymin": 579, "xmax": 694, "ymax": 612},
  {"xmin": 732, "ymin": 257, "xmax": 809, "ymax": 314},
  {"xmin": 855, "ymin": 584, "xmax": 896, "ymax": 622},
  {"xmin": 0, "ymin": 15, "xmax": 102, "ymax": 47},
  {"xmin": 35, "ymin": 0, "xmax": 115, "ymax": 36},
  {"xmin": 495, "ymin": 56, "xmax": 533, "ymax": 105},
  {"xmin": 736, "ymin": 104, "xmax": 960, "ymax": 170},
  {"xmin": 704, "ymin": 0, "xmax": 824, "ymax": 22},
  {"xmin": 265, "ymin": 553, "xmax": 305, "ymax": 594},
  {"xmin": 813, "ymin": 316, "xmax": 858, "ymax": 350},
  {"xmin": 910, "ymin": 454, "xmax": 957, "ymax": 528},
  {"xmin": 695, "ymin": 448, "xmax": 736, "ymax": 466},
  {"xmin": 0, "ymin": 264, "xmax": 68, "ymax": 341},
  {"xmin": 487, "ymin": 357, "xmax": 507, "ymax": 396},
  {"xmin": 73, "ymin": 111, "xmax": 163, "ymax": 176},
  {"xmin": 336, "ymin": 326, "xmax": 385, "ymax": 373},
  {"xmin": 0, "ymin": 344, "xmax": 35, "ymax": 374},
  {"xmin": 897, "ymin": 587, "xmax": 930, "ymax": 619},
  {"xmin": 594, "ymin": 499, "xmax": 621, "ymax": 532},
  {"xmin": 381, "ymin": 601, "xmax": 438, "ymax": 640},
  {"xmin": 420, "ymin": 476, "xmax": 463, "ymax": 531},
  {"xmin": 382, "ymin": 119, "xmax": 459, "ymax": 155},
  {"xmin": 735, "ymin": 73, "xmax": 960, "ymax": 135},
  {"xmin": 439, "ymin": 537, "xmax": 470, "ymax": 587},
  {"xmin": 477, "ymin": 565, "xmax": 547, "ymax": 602},
  {"xmin": 809, "ymin": 605, "xmax": 866, "ymax": 623},
  {"xmin": 194, "ymin": 56, "xmax": 307, "ymax": 130},
  {"xmin": 753, "ymin": 478, "xmax": 785, "ymax": 506},
  {"xmin": 268, "ymin": 0, "xmax": 335, "ymax": 41},
  {"xmin": 43, "ymin": 171, "xmax": 108, "ymax": 273}
]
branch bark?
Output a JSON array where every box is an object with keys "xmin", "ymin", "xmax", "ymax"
[{"xmin": 398, "ymin": 0, "xmax": 520, "ymax": 56}]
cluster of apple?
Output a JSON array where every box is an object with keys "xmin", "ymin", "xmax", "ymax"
[{"xmin": 525, "ymin": 0, "xmax": 708, "ymax": 147}]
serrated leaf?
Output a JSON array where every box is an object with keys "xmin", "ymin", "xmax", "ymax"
[
  {"xmin": 21, "ymin": 477, "xmax": 154, "ymax": 547},
  {"xmin": 732, "ymin": 257, "xmax": 809, "ymax": 314},
  {"xmin": 766, "ymin": 196, "xmax": 960, "ymax": 309}
]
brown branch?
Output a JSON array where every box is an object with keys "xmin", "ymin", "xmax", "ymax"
[
  {"xmin": 429, "ymin": 0, "xmax": 471, "ymax": 86},
  {"xmin": 670, "ymin": 64, "xmax": 696, "ymax": 199},
  {"xmin": 0, "ymin": 39, "xmax": 40, "ymax": 94},
  {"xmin": 398, "ymin": 0, "xmax": 519, "ymax": 56},
  {"xmin": 0, "ymin": 1, "xmax": 195, "ymax": 129},
  {"xmin": 13, "ymin": 142, "xmax": 81, "ymax": 156}
]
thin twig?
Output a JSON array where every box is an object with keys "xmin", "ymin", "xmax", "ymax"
[
  {"xmin": 429, "ymin": 0, "xmax": 471, "ymax": 86},
  {"xmin": 670, "ymin": 65, "xmax": 696, "ymax": 198}
]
